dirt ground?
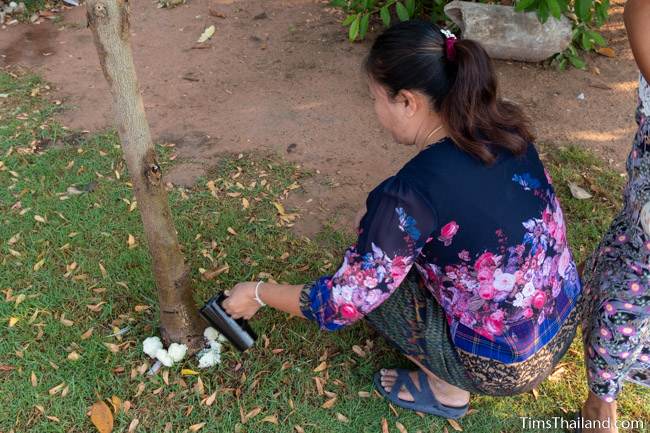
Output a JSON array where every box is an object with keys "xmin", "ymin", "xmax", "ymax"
[{"xmin": 0, "ymin": 0, "xmax": 638, "ymax": 236}]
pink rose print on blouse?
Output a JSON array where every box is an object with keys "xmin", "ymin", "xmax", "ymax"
[
  {"xmin": 438, "ymin": 221, "xmax": 460, "ymax": 246},
  {"xmin": 339, "ymin": 303, "xmax": 361, "ymax": 321}
]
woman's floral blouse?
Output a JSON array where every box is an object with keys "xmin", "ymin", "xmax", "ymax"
[{"xmin": 301, "ymin": 139, "xmax": 582, "ymax": 363}]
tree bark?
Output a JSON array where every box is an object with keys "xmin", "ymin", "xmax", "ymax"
[{"xmin": 86, "ymin": 0, "xmax": 204, "ymax": 350}]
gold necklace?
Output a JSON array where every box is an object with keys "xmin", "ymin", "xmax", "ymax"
[{"xmin": 423, "ymin": 124, "xmax": 444, "ymax": 145}]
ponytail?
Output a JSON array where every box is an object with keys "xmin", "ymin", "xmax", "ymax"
[
  {"xmin": 441, "ymin": 39, "xmax": 532, "ymax": 164},
  {"xmin": 365, "ymin": 21, "xmax": 534, "ymax": 164}
]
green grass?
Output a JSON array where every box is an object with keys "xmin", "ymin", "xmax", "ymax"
[{"xmin": 1, "ymin": 70, "xmax": 648, "ymax": 433}]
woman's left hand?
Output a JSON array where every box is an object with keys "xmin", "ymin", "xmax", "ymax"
[{"xmin": 222, "ymin": 282, "xmax": 262, "ymax": 320}]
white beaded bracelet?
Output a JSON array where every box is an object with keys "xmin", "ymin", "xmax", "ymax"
[{"xmin": 254, "ymin": 281, "xmax": 266, "ymax": 307}]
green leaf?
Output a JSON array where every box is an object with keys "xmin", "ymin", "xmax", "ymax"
[
  {"xmin": 330, "ymin": 0, "xmax": 347, "ymax": 7},
  {"xmin": 546, "ymin": 0, "xmax": 561, "ymax": 19},
  {"xmin": 558, "ymin": 57, "xmax": 568, "ymax": 71},
  {"xmin": 405, "ymin": 0, "xmax": 415, "ymax": 16},
  {"xmin": 574, "ymin": 0, "xmax": 593, "ymax": 22},
  {"xmin": 537, "ymin": 1, "xmax": 550, "ymax": 23},
  {"xmin": 342, "ymin": 14, "xmax": 356, "ymax": 26},
  {"xmin": 359, "ymin": 13, "xmax": 370, "ymax": 40},
  {"xmin": 515, "ymin": 0, "xmax": 536, "ymax": 12},
  {"xmin": 581, "ymin": 31, "xmax": 593, "ymax": 51},
  {"xmin": 595, "ymin": 0, "xmax": 609, "ymax": 25},
  {"xmin": 348, "ymin": 15, "xmax": 360, "ymax": 41},
  {"xmin": 588, "ymin": 30, "xmax": 606, "ymax": 46},
  {"xmin": 380, "ymin": 5, "xmax": 391, "ymax": 27},
  {"xmin": 395, "ymin": 2, "xmax": 409, "ymax": 21},
  {"xmin": 568, "ymin": 55, "xmax": 587, "ymax": 69}
]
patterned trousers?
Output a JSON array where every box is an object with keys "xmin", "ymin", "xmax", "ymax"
[{"xmin": 582, "ymin": 105, "xmax": 650, "ymax": 402}]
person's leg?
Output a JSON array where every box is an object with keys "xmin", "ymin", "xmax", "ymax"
[
  {"xmin": 378, "ymin": 355, "xmax": 470, "ymax": 407},
  {"xmin": 581, "ymin": 287, "xmax": 650, "ymax": 433},
  {"xmin": 365, "ymin": 270, "xmax": 477, "ymax": 407}
]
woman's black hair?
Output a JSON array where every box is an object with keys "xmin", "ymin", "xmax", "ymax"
[{"xmin": 364, "ymin": 20, "xmax": 533, "ymax": 164}]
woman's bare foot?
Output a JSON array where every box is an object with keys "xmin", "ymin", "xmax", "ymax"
[
  {"xmin": 581, "ymin": 391, "xmax": 618, "ymax": 433},
  {"xmin": 378, "ymin": 368, "xmax": 470, "ymax": 408}
]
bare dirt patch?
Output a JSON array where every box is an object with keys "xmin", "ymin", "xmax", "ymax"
[{"xmin": 0, "ymin": 0, "xmax": 637, "ymax": 236}]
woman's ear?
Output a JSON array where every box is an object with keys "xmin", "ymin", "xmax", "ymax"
[{"xmin": 396, "ymin": 89, "xmax": 419, "ymax": 117}]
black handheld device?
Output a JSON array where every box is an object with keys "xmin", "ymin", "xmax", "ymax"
[{"xmin": 199, "ymin": 292, "xmax": 257, "ymax": 352}]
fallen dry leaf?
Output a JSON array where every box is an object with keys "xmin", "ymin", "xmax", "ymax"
[
  {"xmin": 99, "ymin": 263, "xmax": 108, "ymax": 278},
  {"xmin": 68, "ymin": 351, "xmax": 80, "ymax": 361},
  {"xmin": 321, "ymin": 397, "xmax": 337, "ymax": 409},
  {"xmin": 81, "ymin": 328, "xmax": 94, "ymax": 340},
  {"xmin": 90, "ymin": 401, "xmax": 114, "ymax": 433},
  {"xmin": 189, "ymin": 423, "xmax": 205, "ymax": 432},
  {"xmin": 568, "ymin": 182, "xmax": 592, "ymax": 200},
  {"xmin": 49, "ymin": 382, "xmax": 65, "ymax": 395},
  {"xmin": 31, "ymin": 371, "xmax": 38, "ymax": 387},
  {"xmin": 352, "ymin": 345, "xmax": 366, "ymax": 357},
  {"xmin": 87, "ymin": 302, "xmax": 106, "ymax": 313},
  {"xmin": 447, "ymin": 419, "xmax": 463, "ymax": 431},
  {"xmin": 110, "ymin": 396, "xmax": 122, "ymax": 414},
  {"xmin": 597, "ymin": 47, "xmax": 615, "ymax": 58},
  {"xmin": 261, "ymin": 414, "xmax": 279, "ymax": 424},
  {"xmin": 294, "ymin": 426, "xmax": 305, "ymax": 433},
  {"xmin": 134, "ymin": 305, "xmax": 150, "ymax": 313},
  {"xmin": 104, "ymin": 343, "xmax": 120, "ymax": 353},
  {"xmin": 313, "ymin": 361, "xmax": 327, "ymax": 372},
  {"xmin": 33, "ymin": 258, "xmax": 45, "ymax": 271},
  {"xmin": 335, "ymin": 412, "xmax": 349, "ymax": 423},
  {"xmin": 60, "ymin": 314, "xmax": 74, "ymax": 327},
  {"xmin": 531, "ymin": 388, "xmax": 539, "ymax": 400},
  {"xmin": 46, "ymin": 415, "xmax": 60, "ymax": 422},
  {"xmin": 358, "ymin": 391, "xmax": 371, "ymax": 398},
  {"xmin": 127, "ymin": 234, "xmax": 137, "ymax": 249},
  {"xmin": 202, "ymin": 264, "xmax": 229, "ymax": 281},
  {"xmin": 313, "ymin": 376, "xmax": 324, "ymax": 395},
  {"xmin": 8, "ymin": 317, "xmax": 19, "ymax": 327},
  {"xmin": 548, "ymin": 365, "xmax": 567, "ymax": 382},
  {"xmin": 127, "ymin": 418, "xmax": 139, "ymax": 433},
  {"xmin": 61, "ymin": 385, "xmax": 70, "ymax": 397},
  {"xmin": 243, "ymin": 407, "xmax": 262, "ymax": 423},
  {"xmin": 227, "ymin": 227, "xmax": 237, "ymax": 236},
  {"xmin": 195, "ymin": 376, "xmax": 205, "ymax": 396},
  {"xmin": 8, "ymin": 233, "xmax": 20, "ymax": 245},
  {"xmin": 273, "ymin": 202, "xmax": 286, "ymax": 215},
  {"xmin": 203, "ymin": 391, "xmax": 217, "ymax": 407},
  {"xmin": 197, "ymin": 25, "xmax": 215, "ymax": 43},
  {"xmin": 381, "ymin": 417, "xmax": 389, "ymax": 433},
  {"xmin": 396, "ymin": 421, "xmax": 408, "ymax": 433},
  {"xmin": 181, "ymin": 369, "xmax": 200, "ymax": 376}
]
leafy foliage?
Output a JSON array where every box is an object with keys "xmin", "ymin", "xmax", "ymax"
[{"xmin": 331, "ymin": 0, "xmax": 610, "ymax": 68}]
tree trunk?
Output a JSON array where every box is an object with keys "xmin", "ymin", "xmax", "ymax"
[{"xmin": 86, "ymin": 0, "xmax": 204, "ymax": 350}]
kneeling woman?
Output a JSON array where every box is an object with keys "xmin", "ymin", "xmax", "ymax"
[{"xmin": 223, "ymin": 21, "xmax": 583, "ymax": 418}]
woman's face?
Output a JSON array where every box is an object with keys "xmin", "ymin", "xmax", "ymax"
[
  {"xmin": 368, "ymin": 78, "xmax": 432, "ymax": 146},
  {"xmin": 369, "ymin": 79, "xmax": 410, "ymax": 144}
]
